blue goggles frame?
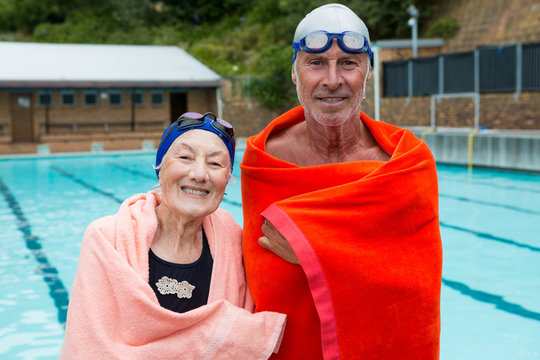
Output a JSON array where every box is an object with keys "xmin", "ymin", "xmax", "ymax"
[
  {"xmin": 292, "ymin": 30, "xmax": 372, "ymax": 62},
  {"xmin": 155, "ymin": 112, "xmax": 235, "ymax": 177},
  {"xmin": 160, "ymin": 112, "xmax": 234, "ymax": 146}
]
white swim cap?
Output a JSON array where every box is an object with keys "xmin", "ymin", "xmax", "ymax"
[{"xmin": 293, "ymin": 4, "xmax": 370, "ymax": 44}]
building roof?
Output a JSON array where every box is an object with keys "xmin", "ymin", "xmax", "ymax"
[
  {"xmin": 372, "ymin": 38, "xmax": 444, "ymax": 49},
  {"xmin": 0, "ymin": 42, "xmax": 221, "ymax": 89}
]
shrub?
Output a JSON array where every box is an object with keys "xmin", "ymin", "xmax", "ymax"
[{"xmin": 426, "ymin": 16, "xmax": 460, "ymax": 39}]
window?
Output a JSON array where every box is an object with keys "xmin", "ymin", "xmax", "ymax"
[
  {"xmin": 109, "ymin": 91, "xmax": 123, "ymax": 105},
  {"xmin": 84, "ymin": 91, "xmax": 98, "ymax": 106},
  {"xmin": 61, "ymin": 90, "xmax": 76, "ymax": 106},
  {"xmin": 37, "ymin": 91, "xmax": 53, "ymax": 106},
  {"xmin": 131, "ymin": 90, "xmax": 144, "ymax": 105},
  {"xmin": 151, "ymin": 90, "xmax": 164, "ymax": 105}
]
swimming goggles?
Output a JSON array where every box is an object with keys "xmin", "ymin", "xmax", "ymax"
[
  {"xmin": 293, "ymin": 30, "xmax": 372, "ymax": 62},
  {"xmin": 160, "ymin": 112, "xmax": 234, "ymax": 145}
]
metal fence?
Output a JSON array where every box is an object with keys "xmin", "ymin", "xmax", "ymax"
[{"xmin": 383, "ymin": 41, "xmax": 540, "ymax": 97}]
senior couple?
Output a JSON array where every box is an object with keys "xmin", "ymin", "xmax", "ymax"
[{"xmin": 62, "ymin": 4, "xmax": 442, "ymax": 360}]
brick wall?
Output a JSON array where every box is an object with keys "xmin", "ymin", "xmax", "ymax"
[
  {"xmin": 222, "ymin": 99, "xmax": 281, "ymax": 138},
  {"xmin": 32, "ymin": 89, "xmax": 169, "ymax": 138},
  {"xmin": 0, "ymin": 91, "xmax": 9, "ymax": 141},
  {"xmin": 378, "ymin": 46, "xmax": 443, "ymax": 62},
  {"xmin": 379, "ymin": 97, "xmax": 433, "ymax": 127},
  {"xmin": 479, "ymin": 93, "xmax": 540, "ymax": 129},
  {"xmin": 187, "ymin": 89, "xmax": 219, "ymax": 115},
  {"xmin": 220, "ymin": 77, "xmax": 281, "ymax": 137},
  {"xmin": 376, "ymin": 92, "xmax": 540, "ymax": 129}
]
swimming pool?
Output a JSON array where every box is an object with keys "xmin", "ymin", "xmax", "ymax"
[{"xmin": 1, "ymin": 147, "xmax": 539, "ymax": 359}]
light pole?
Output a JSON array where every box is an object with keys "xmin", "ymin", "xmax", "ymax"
[{"xmin": 407, "ymin": 5, "xmax": 418, "ymax": 58}]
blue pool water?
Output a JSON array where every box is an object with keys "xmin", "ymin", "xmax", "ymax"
[{"xmin": 0, "ymin": 147, "xmax": 539, "ymax": 359}]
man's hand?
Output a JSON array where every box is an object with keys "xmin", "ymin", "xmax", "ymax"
[{"xmin": 259, "ymin": 220, "xmax": 300, "ymax": 265}]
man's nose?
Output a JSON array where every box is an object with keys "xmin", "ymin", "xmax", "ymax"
[
  {"xmin": 323, "ymin": 40, "xmax": 343, "ymax": 90},
  {"xmin": 324, "ymin": 62, "xmax": 342, "ymax": 90}
]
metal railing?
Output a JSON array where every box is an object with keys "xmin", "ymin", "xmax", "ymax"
[{"xmin": 383, "ymin": 41, "xmax": 540, "ymax": 98}]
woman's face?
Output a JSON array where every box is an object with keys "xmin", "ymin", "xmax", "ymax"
[{"xmin": 159, "ymin": 129, "xmax": 230, "ymax": 221}]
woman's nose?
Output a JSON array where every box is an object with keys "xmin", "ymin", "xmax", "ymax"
[{"xmin": 190, "ymin": 160, "xmax": 209, "ymax": 182}]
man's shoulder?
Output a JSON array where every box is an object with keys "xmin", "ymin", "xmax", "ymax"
[{"xmin": 266, "ymin": 121, "xmax": 306, "ymax": 158}]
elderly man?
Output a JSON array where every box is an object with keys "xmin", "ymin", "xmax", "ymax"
[{"xmin": 241, "ymin": 3, "xmax": 442, "ymax": 360}]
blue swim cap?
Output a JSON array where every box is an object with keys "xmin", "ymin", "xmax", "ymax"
[{"xmin": 155, "ymin": 112, "xmax": 235, "ymax": 178}]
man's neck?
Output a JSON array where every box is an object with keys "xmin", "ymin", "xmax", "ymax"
[
  {"xmin": 266, "ymin": 111, "xmax": 390, "ymax": 166},
  {"xmin": 304, "ymin": 114, "xmax": 369, "ymax": 163}
]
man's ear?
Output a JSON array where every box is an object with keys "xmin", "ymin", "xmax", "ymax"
[{"xmin": 291, "ymin": 65, "xmax": 297, "ymax": 85}]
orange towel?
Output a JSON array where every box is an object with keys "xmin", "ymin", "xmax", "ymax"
[
  {"xmin": 241, "ymin": 106, "xmax": 442, "ymax": 360},
  {"xmin": 61, "ymin": 191, "xmax": 286, "ymax": 360}
]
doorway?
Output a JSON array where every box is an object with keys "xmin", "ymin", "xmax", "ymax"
[
  {"xmin": 10, "ymin": 93, "xmax": 33, "ymax": 143},
  {"xmin": 169, "ymin": 92, "xmax": 187, "ymax": 124}
]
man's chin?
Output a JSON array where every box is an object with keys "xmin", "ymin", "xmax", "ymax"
[{"xmin": 310, "ymin": 109, "xmax": 355, "ymax": 127}]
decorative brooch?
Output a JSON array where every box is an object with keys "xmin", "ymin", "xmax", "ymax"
[{"xmin": 156, "ymin": 276, "xmax": 195, "ymax": 299}]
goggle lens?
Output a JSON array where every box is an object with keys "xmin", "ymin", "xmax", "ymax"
[
  {"xmin": 342, "ymin": 32, "xmax": 364, "ymax": 50},
  {"xmin": 304, "ymin": 31, "xmax": 329, "ymax": 50}
]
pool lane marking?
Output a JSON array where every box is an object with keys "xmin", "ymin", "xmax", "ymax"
[
  {"xmin": 109, "ymin": 162, "xmax": 243, "ymax": 208},
  {"xmin": 221, "ymin": 198, "xmax": 243, "ymax": 208},
  {"xmin": 440, "ymin": 222, "xmax": 540, "ymax": 252},
  {"xmin": 438, "ymin": 176, "xmax": 540, "ymax": 194},
  {"xmin": 442, "ymin": 278, "xmax": 540, "ymax": 321},
  {"xmin": 52, "ymin": 166, "xmax": 124, "ymax": 204},
  {"xmin": 0, "ymin": 178, "xmax": 69, "ymax": 326},
  {"xmin": 109, "ymin": 163, "xmax": 155, "ymax": 180},
  {"xmin": 439, "ymin": 193, "xmax": 540, "ymax": 215}
]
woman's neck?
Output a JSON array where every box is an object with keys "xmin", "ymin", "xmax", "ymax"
[{"xmin": 151, "ymin": 204, "xmax": 204, "ymax": 264}]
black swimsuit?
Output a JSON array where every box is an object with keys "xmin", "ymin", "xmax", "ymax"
[{"xmin": 148, "ymin": 230, "xmax": 213, "ymax": 313}]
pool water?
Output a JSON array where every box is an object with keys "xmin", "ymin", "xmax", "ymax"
[{"xmin": 0, "ymin": 148, "xmax": 539, "ymax": 359}]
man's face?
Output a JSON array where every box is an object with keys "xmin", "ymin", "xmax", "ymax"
[{"xmin": 292, "ymin": 39, "xmax": 370, "ymax": 127}]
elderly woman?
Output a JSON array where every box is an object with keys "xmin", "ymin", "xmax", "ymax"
[{"xmin": 61, "ymin": 112, "xmax": 286, "ymax": 359}]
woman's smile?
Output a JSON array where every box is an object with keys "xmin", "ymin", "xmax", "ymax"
[{"xmin": 181, "ymin": 186, "xmax": 210, "ymax": 197}]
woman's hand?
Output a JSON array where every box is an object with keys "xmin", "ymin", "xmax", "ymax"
[{"xmin": 259, "ymin": 220, "xmax": 300, "ymax": 265}]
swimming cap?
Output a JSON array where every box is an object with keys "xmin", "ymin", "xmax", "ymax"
[
  {"xmin": 154, "ymin": 114, "xmax": 235, "ymax": 178},
  {"xmin": 293, "ymin": 4, "xmax": 371, "ymax": 45}
]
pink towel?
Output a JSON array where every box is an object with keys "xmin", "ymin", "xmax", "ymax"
[{"xmin": 60, "ymin": 192, "xmax": 286, "ymax": 360}]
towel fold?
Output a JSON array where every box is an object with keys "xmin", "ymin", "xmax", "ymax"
[
  {"xmin": 241, "ymin": 106, "xmax": 442, "ymax": 359},
  {"xmin": 61, "ymin": 191, "xmax": 286, "ymax": 360}
]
